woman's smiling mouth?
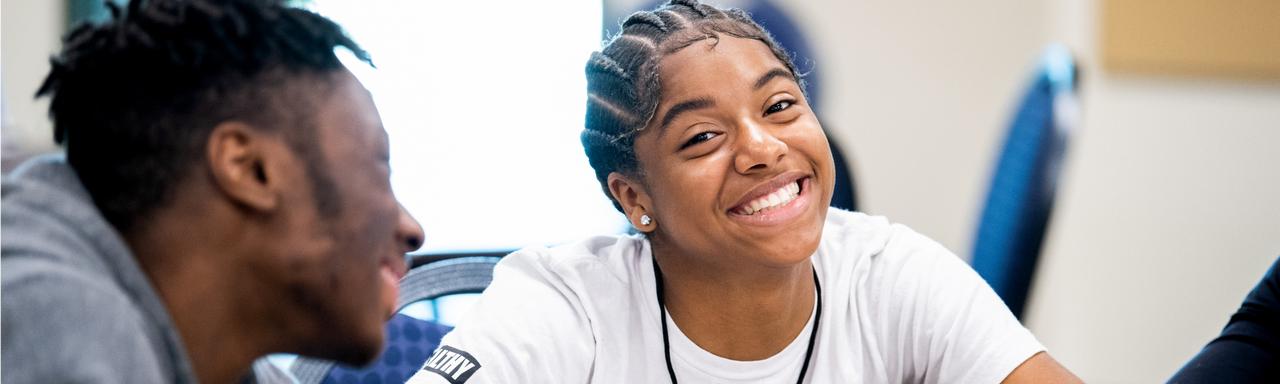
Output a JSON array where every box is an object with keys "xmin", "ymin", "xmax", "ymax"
[
  {"xmin": 732, "ymin": 180, "xmax": 800, "ymax": 215},
  {"xmin": 727, "ymin": 173, "xmax": 814, "ymax": 226}
]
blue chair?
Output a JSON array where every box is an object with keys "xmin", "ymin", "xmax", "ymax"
[
  {"xmin": 828, "ymin": 134, "xmax": 858, "ymax": 212},
  {"xmin": 290, "ymin": 253, "xmax": 505, "ymax": 384},
  {"xmin": 971, "ymin": 44, "xmax": 1080, "ymax": 319}
]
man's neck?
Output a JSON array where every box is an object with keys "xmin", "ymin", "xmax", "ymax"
[
  {"xmin": 653, "ymin": 241, "xmax": 816, "ymax": 361},
  {"xmin": 127, "ymin": 215, "xmax": 280, "ymax": 384}
]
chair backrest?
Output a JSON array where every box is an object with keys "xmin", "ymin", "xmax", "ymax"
[
  {"xmin": 290, "ymin": 254, "xmax": 504, "ymax": 384},
  {"xmin": 828, "ymin": 134, "xmax": 858, "ymax": 212},
  {"xmin": 971, "ymin": 44, "xmax": 1079, "ymax": 319}
]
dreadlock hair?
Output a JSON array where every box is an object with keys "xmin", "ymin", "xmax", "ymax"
[
  {"xmin": 36, "ymin": 0, "xmax": 371, "ymax": 230},
  {"xmin": 582, "ymin": 0, "xmax": 805, "ymax": 212}
]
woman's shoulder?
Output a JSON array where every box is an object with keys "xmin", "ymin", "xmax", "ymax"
[
  {"xmin": 818, "ymin": 207, "xmax": 960, "ymax": 275},
  {"xmin": 505, "ymin": 233, "xmax": 645, "ymax": 267},
  {"xmin": 450, "ymin": 234, "xmax": 650, "ymax": 334},
  {"xmin": 818, "ymin": 208, "xmax": 895, "ymax": 257},
  {"xmin": 498, "ymin": 233, "xmax": 649, "ymax": 292}
]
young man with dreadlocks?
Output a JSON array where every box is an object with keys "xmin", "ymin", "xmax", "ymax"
[
  {"xmin": 408, "ymin": 1, "xmax": 1079, "ymax": 383},
  {"xmin": 0, "ymin": 0, "xmax": 424, "ymax": 383}
]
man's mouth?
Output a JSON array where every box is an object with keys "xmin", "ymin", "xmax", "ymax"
[
  {"xmin": 382, "ymin": 255, "xmax": 409, "ymax": 280},
  {"xmin": 732, "ymin": 179, "xmax": 802, "ymax": 215},
  {"xmin": 379, "ymin": 255, "xmax": 408, "ymax": 319}
]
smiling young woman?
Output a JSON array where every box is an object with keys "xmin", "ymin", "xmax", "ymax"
[{"xmin": 408, "ymin": 1, "xmax": 1080, "ymax": 383}]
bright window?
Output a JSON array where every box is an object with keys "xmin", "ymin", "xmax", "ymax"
[
  {"xmin": 307, "ymin": 0, "xmax": 624, "ymax": 254},
  {"xmin": 269, "ymin": 1, "xmax": 611, "ymax": 371}
]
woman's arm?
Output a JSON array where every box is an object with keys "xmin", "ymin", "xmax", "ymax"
[
  {"xmin": 873, "ymin": 223, "xmax": 1080, "ymax": 383},
  {"xmin": 1002, "ymin": 352, "xmax": 1082, "ymax": 383}
]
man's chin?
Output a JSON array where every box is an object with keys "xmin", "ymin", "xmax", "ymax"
[{"xmin": 302, "ymin": 331, "xmax": 385, "ymax": 367}]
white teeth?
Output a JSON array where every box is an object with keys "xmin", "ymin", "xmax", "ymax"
[{"xmin": 736, "ymin": 181, "xmax": 801, "ymax": 215}]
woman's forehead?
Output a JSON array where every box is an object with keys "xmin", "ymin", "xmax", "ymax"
[{"xmin": 657, "ymin": 35, "xmax": 792, "ymax": 97}]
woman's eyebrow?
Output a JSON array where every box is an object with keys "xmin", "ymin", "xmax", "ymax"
[
  {"xmin": 659, "ymin": 97, "xmax": 715, "ymax": 133},
  {"xmin": 754, "ymin": 68, "xmax": 794, "ymax": 90}
]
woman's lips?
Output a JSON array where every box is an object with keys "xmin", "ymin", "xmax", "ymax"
[
  {"xmin": 728, "ymin": 171, "xmax": 810, "ymax": 212},
  {"xmin": 731, "ymin": 179, "xmax": 801, "ymax": 215},
  {"xmin": 726, "ymin": 177, "xmax": 813, "ymax": 227}
]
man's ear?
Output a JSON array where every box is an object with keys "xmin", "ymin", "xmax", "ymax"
[
  {"xmin": 206, "ymin": 121, "xmax": 280, "ymax": 212},
  {"xmin": 607, "ymin": 172, "xmax": 656, "ymax": 231}
]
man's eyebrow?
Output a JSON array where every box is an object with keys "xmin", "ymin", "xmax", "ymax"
[
  {"xmin": 753, "ymin": 68, "xmax": 794, "ymax": 90},
  {"xmin": 659, "ymin": 97, "xmax": 715, "ymax": 132}
]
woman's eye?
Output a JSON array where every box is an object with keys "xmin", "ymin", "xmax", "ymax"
[
  {"xmin": 680, "ymin": 131, "xmax": 719, "ymax": 150},
  {"xmin": 765, "ymin": 100, "xmax": 793, "ymax": 115}
]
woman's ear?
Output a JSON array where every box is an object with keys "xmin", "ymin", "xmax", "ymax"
[
  {"xmin": 205, "ymin": 121, "xmax": 280, "ymax": 213},
  {"xmin": 607, "ymin": 172, "xmax": 657, "ymax": 232}
]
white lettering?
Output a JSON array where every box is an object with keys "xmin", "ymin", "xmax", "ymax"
[
  {"xmin": 440, "ymin": 353, "xmax": 468, "ymax": 373},
  {"xmin": 424, "ymin": 349, "xmax": 450, "ymax": 369},
  {"xmin": 452, "ymin": 360, "xmax": 477, "ymax": 380}
]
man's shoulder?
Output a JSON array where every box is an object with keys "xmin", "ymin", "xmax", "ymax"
[
  {"xmin": 2, "ymin": 157, "xmax": 191, "ymax": 384},
  {"xmin": 2, "ymin": 179, "xmax": 156, "ymax": 362},
  {"xmin": 2, "ymin": 154, "xmax": 85, "ymax": 198},
  {"xmin": 3, "ymin": 154, "xmax": 127, "ymax": 286},
  {"xmin": 2, "ymin": 254, "xmax": 166, "ymax": 383},
  {"xmin": 3, "ymin": 252, "xmax": 143, "ymax": 330}
]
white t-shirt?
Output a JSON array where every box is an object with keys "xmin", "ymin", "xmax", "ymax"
[{"xmin": 408, "ymin": 209, "xmax": 1044, "ymax": 383}]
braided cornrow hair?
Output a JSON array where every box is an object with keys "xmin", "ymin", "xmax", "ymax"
[
  {"xmin": 582, "ymin": 0, "xmax": 804, "ymax": 212},
  {"xmin": 36, "ymin": 0, "xmax": 370, "ymax": 229}
]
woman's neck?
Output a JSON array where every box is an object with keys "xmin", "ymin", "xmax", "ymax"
[{"xmin": 652, "ymin": 241, "xmax": 816, "ymax": 361}]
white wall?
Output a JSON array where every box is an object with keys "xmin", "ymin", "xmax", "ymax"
[
  {"xmin": 1, "ymin": 0, "xmax": 63, "ymax": 171},
  {"xmin": 778, "ymin": 0, "xmax": 1048, "ymax": 260},
  {"xmin": 1024, "ymin": 0, "xmax": 1280, "ymax": 382},
  {"xmin": 775, "ymin": 0, "xmax": 1280, "ymax": 382},
  {"xmin": 786, "ymin": 0, "xmax": 1280, "ymax": 382}
]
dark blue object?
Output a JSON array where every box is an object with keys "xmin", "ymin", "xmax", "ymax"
[
  {"xmin": 971, "ymin": 45, "xmax": 1078, "ymax": 319},
  {"xmin": 1169, "ymin": 256, "xmax": 1280, "ymax": 383},
  {"xmin": 827, "ymin": 135, "xmax": 857, "ymax": 212}
]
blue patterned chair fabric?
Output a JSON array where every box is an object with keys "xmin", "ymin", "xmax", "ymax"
[{"xmin": 317, "ymin": 314, "xmax": 452, "ymax": 384}]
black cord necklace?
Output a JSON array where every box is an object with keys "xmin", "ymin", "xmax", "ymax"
[{"xmin": 652, "ymin": 255, "xmax": 822, "ymax": 384}]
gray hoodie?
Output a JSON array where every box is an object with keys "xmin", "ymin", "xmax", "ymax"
[{"xmin": 1, "ymin": 155, "xmax": 199, "ymax": 383}]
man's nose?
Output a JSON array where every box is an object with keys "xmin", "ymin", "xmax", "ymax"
[{"xmin": 395, "ymin": 203, "xmax": 424, "ymax": 253}]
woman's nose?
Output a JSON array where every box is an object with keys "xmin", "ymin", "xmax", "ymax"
[{"xmin": 733, "ymin": 121, "xmax": 788, "ymax": 174}]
